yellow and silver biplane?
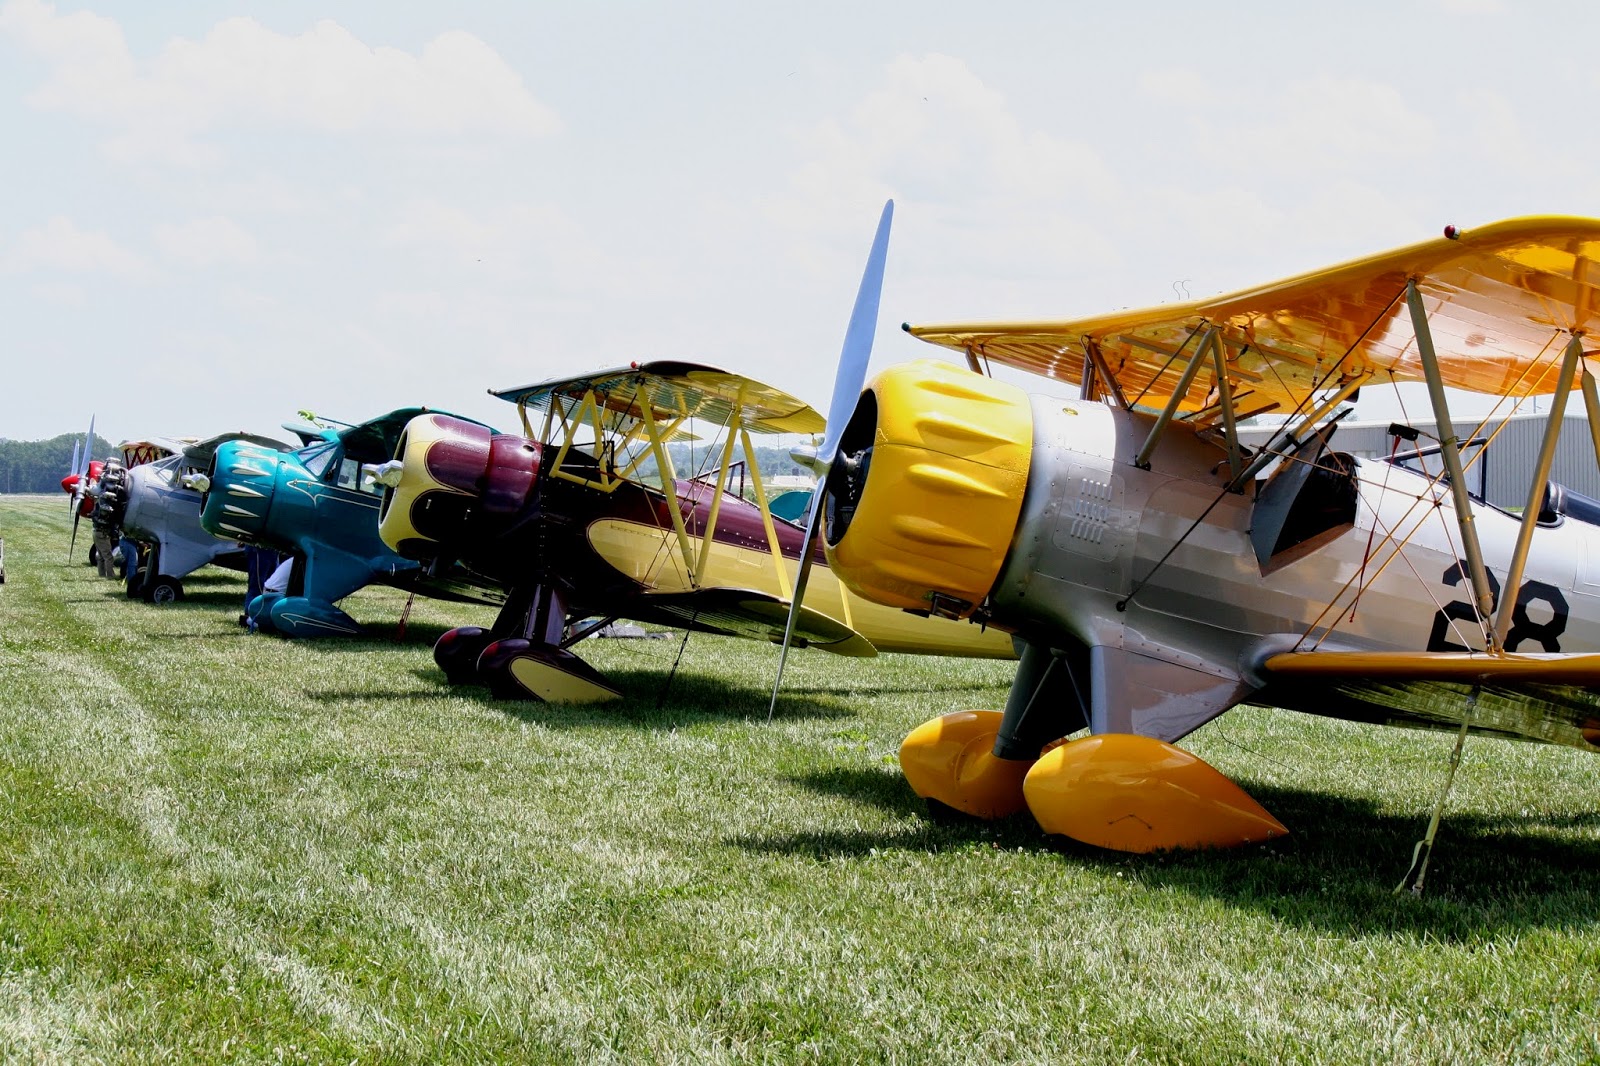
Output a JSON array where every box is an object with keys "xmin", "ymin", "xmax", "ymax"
[{"xmin": 804, "ymin": 214, "xmax": 1600, "ymax": 880}]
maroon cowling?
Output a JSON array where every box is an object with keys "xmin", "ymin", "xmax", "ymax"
[
  {"xmin": 422, "ymin": 439, "xmax": 491, "ymax": 493},
  {"xmin": 402, "ymin": 417, "xmax": 541, "ymax": 551},
  {"xmin": 484, "ymin": 436, "xmax": 540, "ymax": 514}
]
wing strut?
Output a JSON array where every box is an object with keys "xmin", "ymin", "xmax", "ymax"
[
  {"xmin": 1396, "ymin": 689, "xmax": 1478, "ymax": 895},
  {"xmin": 1209, "ymin": 335, "xmax": 1243, "ymax": 482},
  {"xmin": 739, "ymin": 427, "xmax": 792, "ymax": 600},
  {"xmin": 1582, "ymin": 367, "xmax": 1600, "ymax": 473},
  {"xmin": 1133, "ymin": 328, "xmax": 1216, "ymax": 469},
  {"xmin": 693, "ymin": 385, "xmax": 745, "ymax": 583},
  {"xmin": 1225, "ymin": 374, "xmax": 1366, "ymax": 492},
  {"xmin": 1494, "ymin": 334, "xmax": 1583, "ymax": 647},
  {"xmin": 1406, "ymin": 279, "xmax": 1498, "ymax": 652},
  {"xmin": 637, "ymin": 396, "xmax": 700, "ymax": 585},
  {"xmin": 1082, "ymin": 339, "xmax": 1129, "ymax": 410}
]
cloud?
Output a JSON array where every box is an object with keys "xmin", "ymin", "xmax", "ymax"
[
  {"xmin": 209, "ymin": 176, "xmax": 311, "ymax": 216},
  {"xmin": 778, "ymin": 52, "xmax": 1123, "ymax": 289},
  {"xmin": 1136, "ymin": 67, "xmax": 1439, "ymax": 182},
  {"xmin": 768, "ymin": 52, "xmax": 1465, "ymax": 331},
  {"xmin": 380, "ymin": 197, "xmax": 602, "ymax": 279},
  {"xmin": 1242, "ymin": 78, "xmax": 1437, "ymax": 175},
  {"xmin": 152, "ymin": 215, "xmax": 258, "ymax": 267},
  {"xmin": 3, "ymin": 215, "xmax": 157, "ymax": 279},
  {"xmin": 1138, "ymin": 68, "xmax": 1225, "ymax": 110},
  {"xmin": 26, "ymin": 282, "xmax": 87, "ymax": 307},
  {"xmin": 382, "ymin": 199, "xmax": 503, "ymax": 262},
  {"xmin": 0, "ymin": 1, "xmax": 561, "ymax": 165},
  {"xmin": 791, "ymin": 53, "xmax": 1117, "ymax": 215}
]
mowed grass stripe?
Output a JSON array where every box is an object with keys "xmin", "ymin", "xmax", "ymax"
[{"xmin": 2, "ymin": 494, "xmax": 1600, "ymax": 1063}]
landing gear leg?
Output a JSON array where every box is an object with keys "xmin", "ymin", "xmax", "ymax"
[
  {"xmin": 434, "ymin": 587, "xmax": 536, "ymax": 685},
  {"xmin": 476, "ymin": 584, "xmax": 621, "ymax": 703},
  {"xmin": 900, "ymin": 640, "xmax": 1083, "ymax": 818}
]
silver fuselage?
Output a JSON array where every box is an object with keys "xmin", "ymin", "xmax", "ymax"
[{"xmin": 993, "ymin": 397, "xmax": 1600, "ymax": 738}]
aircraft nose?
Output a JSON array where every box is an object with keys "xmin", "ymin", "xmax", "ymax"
[
  {"xmin": 120, "ymin": 470, "xmax": 154, "ymax": 538},
  {"xmin": 377, "ymin": 414, "xmax": 540, "ymax": 561},
  {"xmin": 823, "ymin": 359, "xmax": 1033, "ymax": 618},
  {"xmin": 96, "ymin": 464, "xmax": 130, "ymax": 528},
  {"xmin": 197, "ymin": 442, "xmax": 280, "ymax": 542}
]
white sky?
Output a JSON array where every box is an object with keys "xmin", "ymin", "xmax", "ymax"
[{"xmin": 3, "ymin": 0, "xmax": 1598, "ymax": 445}]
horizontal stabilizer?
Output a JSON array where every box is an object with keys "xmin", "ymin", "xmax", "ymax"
[{"xmin": 636, "ymin": 587, "xmax": 876, "ymax": 657}]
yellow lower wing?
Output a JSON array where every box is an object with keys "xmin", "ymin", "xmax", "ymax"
[
  {"xmin": 1257, "ymin": 650, "xmax": 1600, "ymax": 751},
  {"xmin": 1264, "ymin": 651, "xmax": 1600, "ymax": 685},
  {"xmin": 636, "ymin": 588, "xmax": 877, "ymax": 657}
]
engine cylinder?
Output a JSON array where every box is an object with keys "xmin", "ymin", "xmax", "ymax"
[{"xmin": 823, "ymin": 360, "xmax": 1033, "ymax": 617}]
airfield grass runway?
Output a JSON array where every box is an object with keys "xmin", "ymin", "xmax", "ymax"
[{"xmin": 1, "ymin": 495, "xmax": 1598, "ymax": 1063}]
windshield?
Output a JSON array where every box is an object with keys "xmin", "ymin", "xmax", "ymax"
[
  {"xmin": 150, "ymin": 454, "xmax": 183, "ymax": 487},
  {"xmin": 299, "ymin": 441, "xmax": 339, "ymax": 480}
]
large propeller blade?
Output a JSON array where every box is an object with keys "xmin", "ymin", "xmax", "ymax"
[
  {"xmin": 66, "ymin": 440, "xmax": 81, "ymax": 514},
  {"xmin": 67, "ymin": 414, "xmax": 95, "ymax": 562},
  {"xmin": 768, "ymin": 200, "xmax": 893, "ymax": 718},
  {"xmin": 67, "ymin": 505, "xmax": 84, "ymax": 562}
]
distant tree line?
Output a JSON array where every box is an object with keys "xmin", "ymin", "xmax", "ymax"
[
  {"xmin": 0, "ymin": 434, "xmax": 117, "ymax": 494},
  {"xmin": 0, "ymin": 433, "xmax": 814, "ymax": 495},
  {"xmin": 632, "ymin": 441, "xmax": 814, "ymax": 483}
]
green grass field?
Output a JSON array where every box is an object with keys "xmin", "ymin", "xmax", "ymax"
[{"xmin": 2, "ymin": 495, "xmax": 1598, "ymax": 1064}]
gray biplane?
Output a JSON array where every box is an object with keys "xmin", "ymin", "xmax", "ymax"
[{"xmin": 112, "ymin": 433, "xmax": 293, "ymax": 601}]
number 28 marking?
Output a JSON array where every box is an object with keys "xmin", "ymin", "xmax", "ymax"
[{"xmin": 1426, "ymin": 560, "xmax": 1568, "ymax": 652}]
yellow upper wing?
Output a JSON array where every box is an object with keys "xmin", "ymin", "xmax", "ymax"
[
  {"xmin": 491, "ymin": 360, "xmax": 825, "ymax": 436},
  {"xmin": 909, "ymin": 216, "xmax": 1600, "ymax": 417}
]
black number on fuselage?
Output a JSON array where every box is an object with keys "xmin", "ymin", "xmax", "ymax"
[
  {"xmin": 1426, "ymin": 561, "xmax": 1567, "ymax": 652},
  {"xmin": 1506, "ymin": 579, "xmax": 1567, "ymax": 653},
  {"xmin": 1427, "ymin": 560, "xmax": 1498, "ymax": 653}
]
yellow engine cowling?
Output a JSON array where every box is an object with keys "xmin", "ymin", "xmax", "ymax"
[{"xmin": 824, "ymin": 360, "xmax": 1033, "ymax": 617}]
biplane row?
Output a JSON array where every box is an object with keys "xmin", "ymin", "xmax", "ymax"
[{"xmin": 60, "ymin": 208, "xmax": 1600, "ymax": 879}]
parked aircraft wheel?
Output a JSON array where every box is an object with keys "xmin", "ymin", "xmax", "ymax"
[
  {"xmin": 434, "ymin": 626, "xmax": 496, "ymax": 685},
  {"xmin": 478, "ymin": 639, "xmax": 621, "ymax": 703},
  {"xmin": 1021, "ymin": 735, "xmax": 1288, "ymax": 852},
  {"xmin": 479, "ymin": 639, "xmax": 535, "ymax": 699},
  {"xmin": 145, "ymin": 577, "xmax": 184, "ymax": 604},
  {"xmin": 899, "ymin": 710, "xmax": 1033, "ymax": 819}
]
